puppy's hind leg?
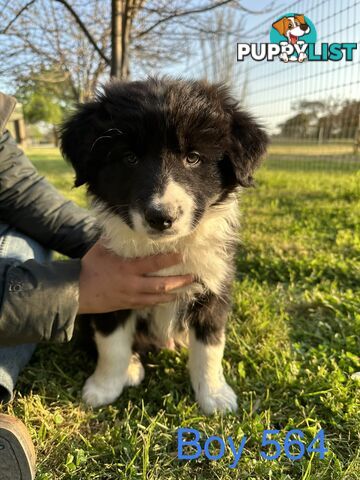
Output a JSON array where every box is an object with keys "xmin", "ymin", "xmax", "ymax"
[
  {"xmin": 125, "ymin": 352, "xmax": 145, "ymax": 387},
  {"xmin": 82, "ymin": 312, "xmax": 143, "ymax": 407}
]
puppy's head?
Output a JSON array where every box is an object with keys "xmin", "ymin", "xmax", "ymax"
[
  {"xmin": 61, "ymin": 78, "xmax": 268, "ymax": 240},
  {"xmin": 272, "ymin": 14, "xmax": 310, "ymax": 42}
]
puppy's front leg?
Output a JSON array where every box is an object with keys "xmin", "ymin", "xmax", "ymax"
[
  {"xmin": 188, "ymin": 294, "xmax": 237, "ymax": 414},
  {"xmin": 82, "ymin": 312, "xmax": 144, "ymax": 407}
]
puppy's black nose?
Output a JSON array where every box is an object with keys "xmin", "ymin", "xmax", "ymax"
[
  {"xmin": 145, "ymin": 207, "xmax": 175, "ymax": 231},
  {"xmin": 300, "ymin": 23, "xmax": 308, "ymax": 31}
]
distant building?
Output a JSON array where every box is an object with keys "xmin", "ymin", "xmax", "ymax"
[{"xmin": 7, "ymin": 103, "xmax": 26, "ymax": 148}]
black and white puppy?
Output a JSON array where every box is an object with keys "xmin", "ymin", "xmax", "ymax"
[{"xmin": 61, "ymin": 78, "xmax": 268, "ymax": 414}]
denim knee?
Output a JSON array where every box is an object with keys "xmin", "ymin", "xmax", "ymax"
[{"xmin": 0, "ymin": 223, "xmax": 52, "ymax": 263}]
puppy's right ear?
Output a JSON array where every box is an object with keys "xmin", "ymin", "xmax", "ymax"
[{"xmin": 60, "ymin": 102, "xmax": 105, "ymax": 187}]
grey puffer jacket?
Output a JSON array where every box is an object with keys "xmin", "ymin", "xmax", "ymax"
[{"xmin": 0, "ymin": 92, "xmax": 99, "ymax": 345}]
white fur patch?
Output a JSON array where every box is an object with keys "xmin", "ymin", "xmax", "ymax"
[
  {"xmin": 188, "ymin": 330, "xmax": 237, "ymax": 414},
  {"xmin": 125, "ymin": 353, "xmax": 145, "ymax": 387},
  {"xmin": 82, "ymin": 315, "xmax": 143, "ymax": 407},
  {"xmin": 129, "ymin": 179, "xmax": 195, "ymax": 238},
  {"xmin": 153, "ymin": 179, "xmax": 195, "ymax": 234},
  {"xmin": 92, "ymin": 192, "xmax": 239, "ymax": 297}
]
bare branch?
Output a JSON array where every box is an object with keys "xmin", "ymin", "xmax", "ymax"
[
  {"xmin": 54, "ymin": 0, "xmax": 110, "ymax": 65},
  {"xmin": 136, "ymin": 0, "xmax": 236, "ymax": 38},
  {"xmin": 1, "ymin": 0, "xmax": 37, "ymax": 34},
  {"xmin": 1, "ymin": 0, "xmax": 110, "ymax": 65},
  {"xmin": 232, "ymin": 0, "xmax": 275, "ymax": 15}
]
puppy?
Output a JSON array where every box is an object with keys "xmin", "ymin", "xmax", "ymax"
[
  {"xmin": 272, "ymin": 14, "xmax": 310, "ymax": 62},
  {"xmin": 61, "ymin": 78, "xmax": 268, "ymax": 414}
]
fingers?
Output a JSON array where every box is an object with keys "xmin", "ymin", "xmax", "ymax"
[
  {"xmin": 137, "ymin": 274, "xmax": 193, "ymax": 294},
  {"xmin": 128, "ymin": 252, "xmax": 183, "ymax": 274},
  {"xmin": 131, "ymin": 293, "xmax": 178, "ymax": 308}
]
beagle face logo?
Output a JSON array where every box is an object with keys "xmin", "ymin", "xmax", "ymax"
[
  {"xmin": 272, "ymin": 14, "xmax": 310, "ymax": 45},
  {"xmin": 237, "ymin": 12, "xmax": 357, "ymax": 63},
  {"xmin": 270, "ymin": 13, "xmax": 315, "ymax": 63}
]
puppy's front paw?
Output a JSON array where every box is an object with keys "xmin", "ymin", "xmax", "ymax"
[
  {"xmin": 125, "ymin": 355, "xmax": 145, "ymax": 387},
  {"xmin": 82, "ymin": 375, "xmax": 125, "ymax": 407},
  {"xmin": 196, "ymin": 381, "xmax": 238, "ymax": 415}
]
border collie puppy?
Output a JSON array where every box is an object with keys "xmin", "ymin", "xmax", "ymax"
[{"xmin": 61, "ymin": 78, "xmax": 268, "ymax": 414}]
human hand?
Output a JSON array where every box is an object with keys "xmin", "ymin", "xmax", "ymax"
[{"xmin": 78, "ymin": 242, "xmax": 193, "ymax": 314}]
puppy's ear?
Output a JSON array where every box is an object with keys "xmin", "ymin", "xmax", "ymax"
[
  {"xmin": 226, "ymin": 107, "xmax": 269, "ymax": 188},
  {"xmin": 294, "ymin": 14, "xmax": 306, "ymax": 25},
  {"xmin": 272, "ymin": 17, "xmax": 288, "ymax": 36},
  {"xmin": 60, "ymin": 101, "xmax": 105, "ymax": 187}
]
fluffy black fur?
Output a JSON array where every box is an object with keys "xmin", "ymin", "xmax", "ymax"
[{"xmin": 61, "ymin": 79, "xmax": 267, "ymax": 193}]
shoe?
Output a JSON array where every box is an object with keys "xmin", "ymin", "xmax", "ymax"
[{"xmin": 0, "ymin": 414, "xmax": 36, "ymax": 480}]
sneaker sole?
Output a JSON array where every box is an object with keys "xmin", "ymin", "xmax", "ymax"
[{"xmin": 0, "ymin": 414, "xmax": 36, "ymax": 480}]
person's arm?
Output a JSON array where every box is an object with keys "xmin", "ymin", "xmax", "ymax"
[
  {"xmin": 0, "ymin": 257, "xmax": 81, "ymax": 345},
  {"xmin": 0, "ymin": 92, "xmax": 90, "ymax": 345},
  {"xmin": 0, "ymin": 245, "xmax": 193, "ymax": 346},
  {"xmin": 0, "ymin": 92, "xmax": 98, "ymax": 258},
  {"xmin": 0, "ymin": 130, "xmax": 99, "ymax": 258}
]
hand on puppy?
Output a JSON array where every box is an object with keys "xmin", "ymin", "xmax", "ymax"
[{"xmin": 78, "ymin": 241, "xmax": 193, "ymax": 313}]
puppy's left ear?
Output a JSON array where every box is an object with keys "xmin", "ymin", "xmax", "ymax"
[{"xmin": 226, "ymin": 108, "xmax": 269, "ymax": 187}]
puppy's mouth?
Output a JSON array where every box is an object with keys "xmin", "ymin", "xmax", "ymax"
[
  {"xmin": 146, "ymin": 228, "xmax": 179, "ymax": 240},
  {"xmin": 289, "ymin": 33, "xmax": 298, "ymax": 44}
]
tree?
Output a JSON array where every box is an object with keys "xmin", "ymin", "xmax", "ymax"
[
  {"xmin": 16, "ymin": 65, "xmax": 75, "ymax": 144},
  {"xmin": 0, "ymin": 0, "xmax": 272, "ymax": 92},
  {"xmin": 335, "ymin": 100, "xmax": 360, "ymax": 139},
  {"xmin": 279, "ymin": 112, "xmax": 313, "ymax": 139},
  {"xmin": 199, "ymin": 10, "xmax": 243, "ymax": 82},
  {"xmin": 0, "ymin": 1, "xmax": 111, "ymax": 101},
  {"xmin": 278, "ymin": 98, "xmax": 360, "ymax": 141}
]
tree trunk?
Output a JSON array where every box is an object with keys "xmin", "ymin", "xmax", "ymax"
[
  {"xmin": 53, "ymin": 125, "xmax": 59, "ymax": 147},
  {"xmin": 111, "ymin": 0, "xmax": 131, "ymax": 79}
]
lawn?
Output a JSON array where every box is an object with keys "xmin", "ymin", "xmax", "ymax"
[{"xmin": 2, "ymin": 146, "xmax": 360, "ymax": 479}]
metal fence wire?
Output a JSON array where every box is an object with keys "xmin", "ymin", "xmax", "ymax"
[{"xmin": 178, "ymin": 0, "xmax": 360, "ymax": 173}]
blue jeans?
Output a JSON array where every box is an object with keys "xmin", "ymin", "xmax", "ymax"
[{"xmin": 0, "ymin": 223, "xmax": 52, "ymax": 403}]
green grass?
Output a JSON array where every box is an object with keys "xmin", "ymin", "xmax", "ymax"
[
  {"xmin": 268, "ymin": 143, "xmax": 360, "ymax": 173},
  {"xmin": 2, "ymin": 146, "xmax": 360, "ymax": 479}
]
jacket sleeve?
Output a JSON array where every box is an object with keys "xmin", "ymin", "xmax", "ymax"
[
  {"xmin": 0, "ymin": 130, "xmax": 99, "ymax": 258},
  {"xmin": 0, "ymin": 92, "xmax": 98, "ymax": 344},
  {"xmin": 0, "ymin": 258, "xmax": 81, "ymax": 345}
]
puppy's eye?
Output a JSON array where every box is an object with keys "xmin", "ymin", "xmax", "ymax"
[
  {"xmin": 186, "ymin": 151, "xmax": 201, "ymax": 166},
  {"xmin": 288, "ymin": 23, "xmax": 292, "ymax": 28},
  {"xmin": 124, "ymin": 152, "xmax": 138, "ymax": 166}
]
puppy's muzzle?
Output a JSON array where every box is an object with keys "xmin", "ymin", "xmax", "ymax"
[
  {"xmin": 300, "ymin": 23, "xmax": 309, "ymax": 32},
  {"xmin": 144, "ymin": 206, "xmax": 177, "ymax": 231}
]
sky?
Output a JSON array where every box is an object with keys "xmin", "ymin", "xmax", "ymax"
[
  {"xmin": 1, "ymin": 0, "xmax": 359, "ymax": 134},
  {"xmin": 168, "ymin": 0, "xmax": 360, "ymax": 133}
]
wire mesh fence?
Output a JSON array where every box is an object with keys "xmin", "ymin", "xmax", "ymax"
[{"xmin": 178, "ymin": 0, "xmax": 360, "ymax": 173}]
